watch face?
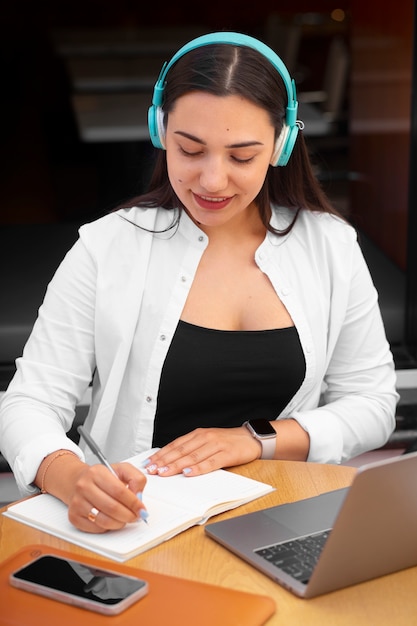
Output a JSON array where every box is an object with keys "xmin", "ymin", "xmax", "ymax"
[{"xmin": 248, "ymin": 419, "xmax": 276, "ymax": 436}]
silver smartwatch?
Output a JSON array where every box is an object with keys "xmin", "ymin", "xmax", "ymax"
[{"xmin": 243, "ymin": 419, "xmax": 277, "ymax": 460}]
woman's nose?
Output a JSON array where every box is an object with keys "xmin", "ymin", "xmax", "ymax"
[{"xmin": 199, "ymin": 156, "xmax": 228, "ymax": 192}]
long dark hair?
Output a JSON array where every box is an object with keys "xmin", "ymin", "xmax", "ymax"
[{"xmin": 121, "ymin": 43, "xmax": 344, "ymax": 234}]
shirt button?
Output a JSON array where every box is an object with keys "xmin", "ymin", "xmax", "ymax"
[
  {"xmin": 181, "ymin": 275, "xmax": 187, "ymax": 282},
  {"xmin": 160, "ymin": 334, "xmax": 166, "ymax": 341},
  {"xmin": 146, "ymin": 396, "xmax": 152, "ymax": 403},
  {"xmin": 198, "ymin": 235, "xmax": 204, "ymax": 242}
]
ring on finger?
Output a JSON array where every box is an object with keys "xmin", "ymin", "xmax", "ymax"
[{"xmin": 87, "ymin": 506, "xmax": 100, "ymax": 523}]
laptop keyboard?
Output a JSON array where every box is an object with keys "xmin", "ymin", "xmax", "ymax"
[{"xmin": 254, "ymin": 529, "xmax": 331, "ymax": 584}]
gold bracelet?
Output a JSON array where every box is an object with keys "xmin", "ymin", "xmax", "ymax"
[{"xmin": 40, "ymin": 450, "xmax": 78, "ymax": 494}]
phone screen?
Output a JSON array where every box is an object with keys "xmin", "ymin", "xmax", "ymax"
[{"xmin": 10, "ymin": 555, "xmax": 148, "ymax": 614}]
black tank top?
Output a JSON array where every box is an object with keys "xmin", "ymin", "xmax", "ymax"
[{"xmin": 152, "ymin": 320, "xmax": 306, "ymax": 447}]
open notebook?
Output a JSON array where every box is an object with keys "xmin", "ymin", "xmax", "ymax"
[{"xmin": 4, "ymin": 450, "xmax": 274, "ymax": 562}]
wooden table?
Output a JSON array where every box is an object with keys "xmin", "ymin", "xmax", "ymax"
[{"xmin": 2, "ymin": 460, "xmax": 417, "ymax": 625}]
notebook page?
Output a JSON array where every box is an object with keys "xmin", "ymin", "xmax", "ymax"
[
  {"xmin": 127, "ymin": 454, "xmax": 274, "ymax": 519},
  {"xmin": 4, "ymin": 493, "xmax": 200, "ymax": 561}
]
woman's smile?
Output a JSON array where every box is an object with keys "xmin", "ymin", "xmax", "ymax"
[{"xmin": 192, "ymin": 193, "xmax": 234, "ymax": 211}]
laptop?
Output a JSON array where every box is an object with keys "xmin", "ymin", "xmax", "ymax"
[{"xmin": 205, "ymin": 451, "xmax": 417, "ymax": 598}]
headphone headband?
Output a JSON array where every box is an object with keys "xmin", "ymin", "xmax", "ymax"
[{"xmin": 148, "ymin": 31, "xmax": 300, "ymax": 166}]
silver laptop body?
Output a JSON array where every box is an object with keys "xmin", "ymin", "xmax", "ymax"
[{"xmin": 205, "ymin": 451, "xmax": 417, "ymax": 598}]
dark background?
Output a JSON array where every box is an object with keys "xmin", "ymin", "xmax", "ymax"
[
  {"xmin": 1, "ymin": 0, "xmax": 351, "ymax": 224},
  {"xmin": 0, "ymin": 0, "xmax": 416, "ymax": 368}
]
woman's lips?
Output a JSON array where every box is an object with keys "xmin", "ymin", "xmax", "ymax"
[{"xmin": 193, "ymin": 193, "xmax": 233, "ymax": 210}]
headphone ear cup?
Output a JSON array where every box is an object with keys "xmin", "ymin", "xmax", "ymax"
[
  {"xmin": 148, "ymin": 105, "xmax": 166, "ymax": 149},
  {"xmin": 270, "ymin": 125, "xmax": 288, "ymax": 167},
  {"xmin": 272, "ymin": 124, "xmax": 299, "ymax": 167}
]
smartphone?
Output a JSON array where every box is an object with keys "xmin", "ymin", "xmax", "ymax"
[{"xmin": 9, "ymin": 554, "xmax": 148, "ymax": 615}]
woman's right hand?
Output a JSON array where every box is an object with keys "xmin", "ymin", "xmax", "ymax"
[
  {"xmin": 67, "ymin": 461, "xmax": 148, "ymax": 533},
  {"xmin": 36, "ymin": 453, "xmax": 147, "ymax": 533}
]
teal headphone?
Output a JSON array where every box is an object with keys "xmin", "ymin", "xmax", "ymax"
[{"xmin": 148, "ymin": 32, "xmax": 301, "ymax": 166}]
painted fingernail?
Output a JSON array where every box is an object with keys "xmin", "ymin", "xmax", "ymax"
[
  {"xmin": 146, "ymin": 464, "xmax": 157, "ymax": 473},
  {"xmin": 182, "ymin": 467, "xmax": 192, "ymax": 475},
  {"xmin": 157, "ymin": 466, "xmax": 169, "ymax": 475},
  {"xmin": 136, "ymin": 492, "xmax": 143, "ymax": 500},
  {"xmin": 142, "ymin": 458, "xmax": 151, "ymax": 467}
]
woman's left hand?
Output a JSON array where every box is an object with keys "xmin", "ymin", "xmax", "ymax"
[{"xmin": 144, "ymin": 426, "xmax": 262, "ymax": 476}]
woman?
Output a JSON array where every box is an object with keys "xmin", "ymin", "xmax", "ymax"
[{"xmin": 0, "ymin": 32, "xmax": 398, "ymax": 533}]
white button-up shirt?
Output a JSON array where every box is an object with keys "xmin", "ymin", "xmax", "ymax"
[{"xmin": 0, "ymin": 205, "xmax": 398, "ymax": 494}]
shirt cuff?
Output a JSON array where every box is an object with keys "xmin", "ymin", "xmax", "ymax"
[
  {"xmin": 290, "ymin": 408, "xmax": 344, "ymax": 464},
  {"xmin": 13, "ymin": 435, "xmax": 84, "ymax": 496}
]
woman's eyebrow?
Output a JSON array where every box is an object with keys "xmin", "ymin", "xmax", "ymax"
[
  {"xmin": 174, "ymin": 131, "xmax": 205, "ymax": 144},
  {"xmin": 173, "ymin": 130, "xmax": 263, "ymax": 148}
]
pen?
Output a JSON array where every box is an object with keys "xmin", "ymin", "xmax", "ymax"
[
  {"xmin": 77, "ymin": 426, "xmax": 148, "ymax": 524},
  {"xmin": 77, "ymin": 425, "xmax": 149, "ymax": 524},
  {"xmin": 77, "ymin": 425, "xmax": 119, "ymax": 479}
]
